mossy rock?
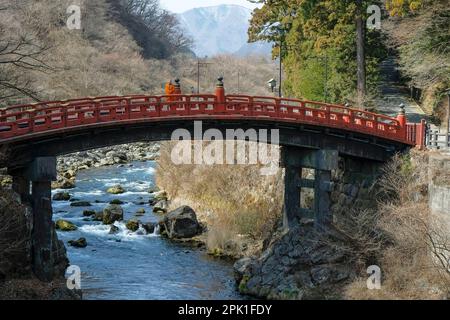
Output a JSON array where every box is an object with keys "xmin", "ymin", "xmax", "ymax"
[
  {"xmin": 110, "ymin": 199, "xmax": 124, "ymax": 205},
  {"xmin": 238, "ymin": 275, "xmax": 250, "ymax": 294},
  {"xmin": 55, "ymin": 220, "xmax": 77, "ymax": 231},
  {"xmin": 102, "ymin": 204, "xmax": 124, "ymax": 225},
  {"xmin": 126, "ymin": 220, "xmax": 140, "ymax": 232},
  {"xmin": 106, "ymin": 185, "xmax": 126, "ymax": 194},
  {"xmin": 208, "ymin": 247, "xmax": 224, "ymax": 258}
]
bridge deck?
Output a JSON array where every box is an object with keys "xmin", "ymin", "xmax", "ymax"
[{"xmin": 0, "ymin": 94, "xmax": 424, "ymax": 146}]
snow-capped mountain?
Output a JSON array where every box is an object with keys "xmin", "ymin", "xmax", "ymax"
[{"xmin": 177, "ymin": 4, "xmax": 271, "ymax": 57}]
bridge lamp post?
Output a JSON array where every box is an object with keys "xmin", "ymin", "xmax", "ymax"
[
  {"xmin": 196, "ymin": 59, "xmax": 213, "ymax": 94},
  {"xmin": 276, "ymin": 23, "xmax": 292, "ymax": 98},
  {"xmin": 447, "ymin": 89, "xmax": 450, "ymax": 147}
]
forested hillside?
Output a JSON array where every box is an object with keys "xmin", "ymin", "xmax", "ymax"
[
  {"xmin": 248, "ymin": 0, "xmax": 387, "ymax": 105},
  {"xmin": 0, "ymin": 0, "xmax": 276, "ymax": 107},
  {"xmin": 384, "ymin": 0, "xmax": 449, "ymax": 122},
  {"xmin": 248, "ymin": 0, "xmax": 449, "ymax": 120}
]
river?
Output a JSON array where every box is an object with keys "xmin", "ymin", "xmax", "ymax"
[{"xmin": 52, "ymin": 161, "xmax": 242, "ymax": 300}]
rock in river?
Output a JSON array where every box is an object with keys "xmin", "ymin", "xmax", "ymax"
[
  {"xmin": 53, "ymin": 192, "xmax": 71, "ymax": 201},
  {"xmin": 58, "ymin": 179, "xmax": 76, "ymax": 189},
  {"xmin": 142, "ymin": 222, "xmax": 156, "ymax": 234},
  {"xmin": 159, "ymin": 206, "xmax": 201, "ymax": 239},
  {"xmin": 70, "ymin": 201, "xmax": 92, "ymax": 207},
  {"xmin": 110, "ymin": 199, "xmax": 124, "ymax": 205},
  {"xmin": 56, "ymin": 220, "xmax": 78, "ymax": 231},
  {"xmin": 135, "ymin": 208, "xmax": 146, "ymax": 216},
  {"xmin": 93, "ymin": 211, "xmax": 104, "ymax": 221},
  {"xmin": 103, "ymin": 204, "xmax": 124, "ymax": 225},
  {"xmin": 109, "ymin": 225, "xmax": 120, "ymax": 235},
  {"xmin": 68, "ymin": 238, "xmax": 87, "ymax": 248},
  {"xmin": 126, "ymin": 220, "xmax": 140, "ymax": 232},
  {"xmin": 107, "ymin": 185, "xmax": 126, "ymax": 194},
  {"xmin": 83, "ymin": 210, "xmax": 96, "ymax": 217}
]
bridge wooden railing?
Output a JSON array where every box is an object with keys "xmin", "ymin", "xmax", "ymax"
[{"xmin": 0, "ymin": 91, "xmax": 425, "ymax": 147}]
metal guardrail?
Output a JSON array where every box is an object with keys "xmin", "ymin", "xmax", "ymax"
[{"xmin": 427, "ymin": 127, "xmax": 450, "ymax": 149}]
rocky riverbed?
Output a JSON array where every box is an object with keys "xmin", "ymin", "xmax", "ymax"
[
  {"xmin": 52, "ymin": 142, "xmax": 160, "ymax": 189},
  {"xmin": 51, "ymin": 160, "xmax": 241, "ymax": 299}
]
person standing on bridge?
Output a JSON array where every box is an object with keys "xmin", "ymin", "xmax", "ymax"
[{"xmin": 165, "ymin": 80, "xmax": 176, "ymax": 102}]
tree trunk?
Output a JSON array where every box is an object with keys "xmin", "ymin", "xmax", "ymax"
[{"xmin": 356, "ymin": 0, "xmax": 366, "ymax": 109}]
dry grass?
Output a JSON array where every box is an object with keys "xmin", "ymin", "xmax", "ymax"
[
  {"xmin": 342, "ymin": 151, "xmax": 450, "ymax": 300},
  {"xmin": 156, "ymin": 141, "xmax": 283, "ymax": 256}
]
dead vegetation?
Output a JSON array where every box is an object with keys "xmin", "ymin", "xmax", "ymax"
[
  {"xmin": 156, "ymin": 141, "xmax": 283, "ymax": 257},
  {"xmin": 0, "ymin": 188, "xmax": 32, "ymax": 280},
  {"xmin": 335, "ymin": 151, "xmax": 450, "ymax": 299},
  {"xmin": 0, "ymin": 0, "xmax": 276, "ymax": 107}
]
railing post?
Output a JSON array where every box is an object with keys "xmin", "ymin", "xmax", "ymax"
[
  {"xmin": 434, "ymin": 130, "xmax": 439, "ymax": 147},
  {"xmin": 173, "ymin": 78, "xmax": 183, "ymax": 114},
  {"xmin": 396, "ymin": 103, "xmax": 407, "ymax": 140},
  {"xmin": 215, "ymin": 77, "xmax": 225, "ymax": 114},
  {"xmin": 417, "ymin": 119, "xmax": 427, "ymax": 149},
  {"xmin": 174, "ymin": 78, "xmax": 181, "ymax": 95}
]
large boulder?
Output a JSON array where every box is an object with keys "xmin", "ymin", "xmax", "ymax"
[
  {"xmin": 102, "ymin": 204, "xmax": 124, "ymax": 225},
  {"xmin": 106, "ymin": 185, "xmax": 125, "ymax": 194},
  {"xmin": 52, "ymin": 192, "xmax": 71, "ymax": 201},
  {"xmin": 159, "ymin": 206, "xmax": 201, "ymax": 239},
  {"xmin": 55, "ymin": 220, "xmax": 77, "ymax": 231}
]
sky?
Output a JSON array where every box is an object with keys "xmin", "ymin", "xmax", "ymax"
[{"xmin": 160, "ymin": 0, "xmax": 261, "ymax": 13}]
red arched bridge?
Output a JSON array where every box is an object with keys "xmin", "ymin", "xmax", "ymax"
[
  {"xmin": 0, "ymin": 79, "xmax": 427, "ymax": 282},
  {"xmin": 0, "ymin": 84, "xmax": 425, "ymax": 146}
]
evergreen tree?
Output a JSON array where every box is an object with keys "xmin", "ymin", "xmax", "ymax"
[{"xmin": 248, "ymin": 0, "xmax": 387, "ymax": 105}]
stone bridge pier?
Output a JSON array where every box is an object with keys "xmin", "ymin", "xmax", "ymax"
[
  {"xmin": 281, "ymin": 147, "xmax": 339, "ymax": 230},
  {"xmin": 9, "ymin": 157, "xmax": 57, "ymax": 282}
]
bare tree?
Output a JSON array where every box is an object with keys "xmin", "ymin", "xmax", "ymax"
[
  {"xmin": 0, "ymin": 5, "xmax": 51, "ymax": 103},
  {"xmin": 110, "ymin": 0, "xmax": 192, "ymax": 59}
]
